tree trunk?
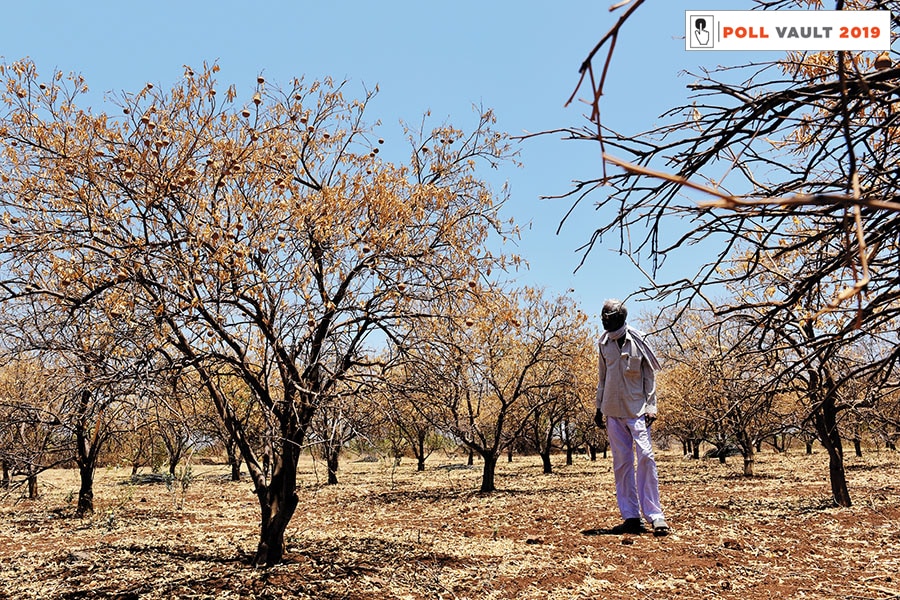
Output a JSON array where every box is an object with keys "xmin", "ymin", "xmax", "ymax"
[
  {"xmin": 539, "ymin": 452, "xmax": 552, "ymax": 474},
  {"xmin": 806, "ymin": 441, "xmax": 813, "ymax": 455},
  {"xmin": 588, "ymin": 444, "xmax": 597, "ymax": 461},
  {"xmin": 27, "ymin": 473, "xmax": 38, "ymax": 499},
  {"xmin": 826, "ymin": 444, "xmax": 851, "ymax": 507},
  {"xmin": 74, "ymin": 389, "xmax": 98, "ymax": 516},
  {"xmin": 813, "ymin": 403, "xmax": 851, "ymax": 507},
  {"xmin": 691, "ymin": 438, "xmax": 701, "ymax": 460},
  {"xmin": 1, "ymin": 460, "xmax": 9, "ymax": 489},
  {"xmin": 326, "ymin": 446, "xmax": 340, "ymax": 485},
  {"xmin": 467, "ymin": 448, "xmax": 474, "ymax": 466},
  {"xmin": 189, "ymin": 352, "xmax": 310, "ymax": 569},
  {"xmin": 226, "ymin": 440, "xmax": 242, "ymax": 481},
  {"xmin": 129, "ymin": 437, "xmax": 146, "ymax": 477},
  {"xmin": 739, "ymin": 434, "xmax": 755, "ymax": 477},
  {"xmin": 808, "ymin": 365, "xmax": 851, "ymax": 507},
  {"xmin": 76, "ymin": 464, "xmax": 95, "ymax": 516},
  {"xmin": 565, "ymin": 447, "xmax": 574, "ymax": 466},
  {"xmin": 771, "ymin": 434, "xmax": 784, "ymax": 453},
  {"xmin": 801, "ymin": 324, "xmax": 851, "ymax": 507},
  {"xmin": 479, "ymin": 452, "xmax": 498, "ymax": 493},
  {"xmin": 853, "ymin": 438, "xmax": 862, "ymax": 458},
  {"xmin": 254, "ymin": 440, "xmax": 301, "ymax": 568},
  {"xmin": 416, "ymin": 433, "xmax": 426, "ymax": 471},
  {"xmin": 507, "ymin": 447, "xmax": 513, "ymax": 463}
]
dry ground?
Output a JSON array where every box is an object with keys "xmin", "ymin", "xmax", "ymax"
[{"xmin": 1, "ymin": 448, "xmax": 899, "ymax": 599}]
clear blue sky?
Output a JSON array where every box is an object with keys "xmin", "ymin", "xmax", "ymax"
[{"xmin": 2, "ymin": 0, "xmax": 755, "ymax": 322}]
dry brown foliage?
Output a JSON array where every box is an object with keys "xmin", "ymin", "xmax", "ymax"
[{"xmin": 2, "ymin": 449, "xmax": 899, "ymax": 599}]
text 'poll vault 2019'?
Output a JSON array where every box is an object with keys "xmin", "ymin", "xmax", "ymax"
[{"xmin": 685, "ymin": 10, "xmax": 890, "ymax": 51}]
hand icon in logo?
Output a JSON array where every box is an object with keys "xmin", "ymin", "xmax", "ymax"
[{"xmin": 694, "ymin": 18, "xmax": 710, "ymax": 46}]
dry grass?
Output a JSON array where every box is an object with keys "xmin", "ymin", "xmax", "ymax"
[{"xmin": 2, "ymin": 448, "xmax": 899, "ymax": 599}]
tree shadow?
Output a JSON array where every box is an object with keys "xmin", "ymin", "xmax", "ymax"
[
  {"xmin": 845, "ymin": 462, "xmax": 887, "ymax": 472},
  {"xmin": 373, "ymin": 488, "xmax": 481, "ymax": 504},
  {"xmin": 90, "ymin": 536, "xmax": 474, "ymax": 599}
]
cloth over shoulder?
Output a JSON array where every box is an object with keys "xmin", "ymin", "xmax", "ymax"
[
  {"xmin": 599, "ymin": 325, "xmax": 661, "ymax": 371},
  {"xmin": 596, "ymin": 325, "xmax": 660, "ymax": 419}
]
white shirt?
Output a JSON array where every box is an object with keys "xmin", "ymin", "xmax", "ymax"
[{"xmin": 595, "ymin": 331, "xmax": 657, "ymax": 419}]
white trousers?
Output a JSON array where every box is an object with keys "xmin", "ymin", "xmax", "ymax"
[{"xmin": 606, "ymin": 416, "xmax": 665, "ymax": 523}]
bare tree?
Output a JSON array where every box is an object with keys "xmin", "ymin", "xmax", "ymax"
[
  {"xmin": 0, "ymin": 61, "xmax": 514, "ymax": 565},
  {"xmin": 0, "ymin": 352, "xmax": 67, "ymax": 499},
  {"xmin": 553, "ymin": 0, "xmax": 900, "ymax": 506},
  {"xmin": 376, "ymin": 364, "xmax": 446, "ymax": 471},
  {"xmin": 0, "ymin": 292, "xmax": 148, "ymax": 514},
  {"xmin": 400, "ymin": 287, "xmax": 590, "ymax": 492}
]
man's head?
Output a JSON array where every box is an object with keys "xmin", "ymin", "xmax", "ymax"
[{"xmin": 601, "ymin": 299, "xmax": 627, "ymax": 332}]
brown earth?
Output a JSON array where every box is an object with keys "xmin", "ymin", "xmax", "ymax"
[{"xmin": 1, "ymin": 448, "xmax": 899, "ymax": 599}]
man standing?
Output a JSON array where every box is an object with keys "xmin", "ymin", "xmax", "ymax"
[{"xmin": 594, "ymin": 299, "xmax": 669, "ymax": 536}]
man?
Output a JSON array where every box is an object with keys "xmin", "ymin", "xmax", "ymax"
[{"xmin": 594, "ymin": 299, "xmax": 669, "ymax": 536}]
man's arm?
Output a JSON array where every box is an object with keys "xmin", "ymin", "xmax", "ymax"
[
  {"xmin": 595, "ymin": 343, "xmax": 606, "ymax": 429},
  {"xmin": 642, "ymin": 354, "xmax": 657, "ymax": 420}
]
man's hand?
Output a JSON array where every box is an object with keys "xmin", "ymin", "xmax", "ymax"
[{"xmin": 594, "ymin": 408, "xmax": 605, "ymax": 429}]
